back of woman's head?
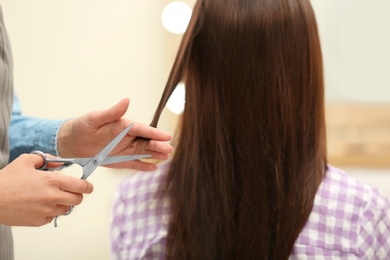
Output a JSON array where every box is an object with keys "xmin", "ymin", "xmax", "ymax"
[{"xmin": 146, "ymin": 0, "xmax": 327, "ymax": 259}]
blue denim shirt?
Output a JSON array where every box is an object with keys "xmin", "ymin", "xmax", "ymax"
[{"xmin": 9, "ymin": 95, "xmax": 66, "ymax": 162}]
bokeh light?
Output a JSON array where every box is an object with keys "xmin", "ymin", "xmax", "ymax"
[
  {"xmin": 167, "ymin": 82, "xmax": 186, "ymax": 114},
  {"xmin": 161, "ymin": 1, "xmax": 192, "ymax": 34}
]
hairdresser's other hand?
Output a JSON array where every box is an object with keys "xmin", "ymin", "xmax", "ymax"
[
  {"xmin": 57, "ymin": 98, "xmax": 173, "ymax": 171},
  {"xmin": 0, "ymin": 153, "xmax": 93, "ymax": 226}
]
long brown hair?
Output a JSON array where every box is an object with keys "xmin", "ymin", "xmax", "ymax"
[{"xmin": 141, "ymin": 0, "xmax": 327, "ymax": 258}]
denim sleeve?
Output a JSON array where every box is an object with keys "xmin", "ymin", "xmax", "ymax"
[{"xmin": 9, "ymin": 95, "xmax": 67, "ymax": 162}]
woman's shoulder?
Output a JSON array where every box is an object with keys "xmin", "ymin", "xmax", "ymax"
[
  {"xmin": 321, "ymin": 165, "xmax": 385, "ymax": 201},
  {"xmin": 321, "ymin": 165, "xmax": 390, "ymax": 211},
  {"xmin": 291, "ymin": 165, "xmax": 390, "ymax": 258},
  {"xmin": 291, "ymin": 166, "xmax": 390, "ymax": 259}
]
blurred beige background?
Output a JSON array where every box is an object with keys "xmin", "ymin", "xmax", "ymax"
[
  {"xmin": 1, "ymin": 0, "xmax": 390, "ymax": 259},
  {"xmin": 2, "ymin": 1, "xmax": 188, "ymax": 259}
]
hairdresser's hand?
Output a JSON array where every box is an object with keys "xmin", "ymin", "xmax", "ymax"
[
  {"xmin": 57, "ymin": 98, "xmax": 173, "ymax": 171},
  {"xmin": 0, "ymin": 153, "xmax": 93, "ymax": 226}
]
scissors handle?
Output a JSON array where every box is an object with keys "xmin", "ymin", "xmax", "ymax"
[
  {"xmin": 31, "ymin": 151, "xmax": 151, "ymax": 171},
  {"xmin": 31, "ymin": 151, "xmax": 73, "ymax": 170}
]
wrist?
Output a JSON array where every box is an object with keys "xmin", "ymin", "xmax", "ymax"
[{"xmin": 57, "ymin": 119, "xmax": 75, "ymax": 158}]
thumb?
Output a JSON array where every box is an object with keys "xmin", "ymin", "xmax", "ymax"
[
  {"xmin": 19, "ymin": 153, "xmax": 46, "ymax": 169},
  {"xmin": 88, "ymin": 98, "xmax": 130, "ymax": 126}
]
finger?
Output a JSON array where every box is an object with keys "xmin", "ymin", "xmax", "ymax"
[
  {"xmin": 57, "ymin": 176, "xmax": 94, "ymax": 195},
  {"xmin": 115, "ymin": 147, "xmax": 171, "ymax": 161},
  {"xmin": 119, "ymin": 140, "xmax": 173, "ymax": 156},
  {"xmin": 142, "ymin": 150, "xmax": 171, "ymax": 160},
  {"xmin": 55, "ymin": 191, "xmax": 84, "ymax": 206},
  {"xmin": 21, "ymin": 153, "xmax": 46, "ymax": 169},
  {"xmin": 44, "ymin": 154, "xmax": 67, "ymax": 169},
  {"xmin": 44, "ymin": 205, "xmax": 73, "ymax": 224},
  {"xmin": 129, "ymin": 123, "xmax": 172, "ymax": 141},
  {"xmin": 129, "ymin": 161, "xmax": 159, "ymax": 172},
  {"xmin": 104, "ymin": 160, "xmax": 159, "ymax": 171},
  {"xmin": 25, "ymin": 152, "xmax": 66, "ymax": 169},
  {"xmin": 52, "ymin": 205, "xmax": 73, "ymax": 216},
  {"xmin": 46, "ymin": 216, "xmax": 55, "ymax": 225},
  {"xmin": 145, "ymin": 140, "xmax": 174, "ymax": 154},
  {"xmin": 87, "ymin": 98, "xmax": 130, "ymax": 127}
]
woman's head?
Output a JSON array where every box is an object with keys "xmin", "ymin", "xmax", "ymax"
[
  {"xmin": 147, "ymin": 0, "xmax": 327, "ymax": 259},
  {"xmin": 152, "ymin": 0, "xmax": 326, "ymax": 169}
]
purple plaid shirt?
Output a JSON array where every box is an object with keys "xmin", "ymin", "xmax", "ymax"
[{"xmin": 110, "ymin": 163, "xmax": 390, "ymax": 259}]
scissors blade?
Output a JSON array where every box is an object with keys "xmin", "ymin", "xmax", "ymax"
[
  {"xmin": 81, "ymin": 123, "xmax": 134, "ymax": 180},
  {"xmin": 56, "ymin": 154, "xmax": 151, "ymax": 167}
]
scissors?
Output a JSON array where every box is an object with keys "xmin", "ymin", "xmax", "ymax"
[{"xmin": 31, "ymin": 123, "xmax": 151, "ymax": 227}]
